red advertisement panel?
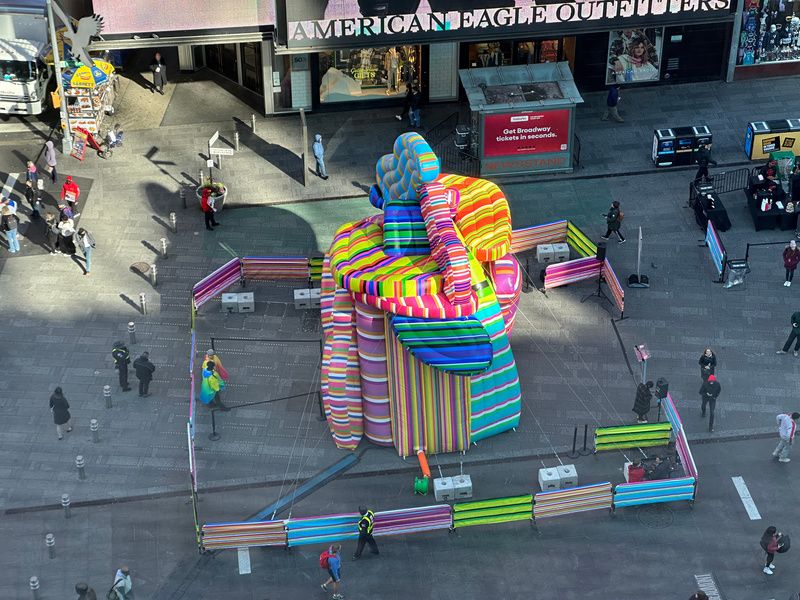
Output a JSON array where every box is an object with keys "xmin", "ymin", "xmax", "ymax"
[{"xmin": 483, "ymin": 110, "xmax": 570, "ymax": 157}]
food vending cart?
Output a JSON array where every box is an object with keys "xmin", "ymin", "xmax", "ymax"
[{"xmin": 61, "ymin": 60, "xmax": 117, "ymax": 135}]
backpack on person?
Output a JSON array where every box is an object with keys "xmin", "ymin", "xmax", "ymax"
[
  {"xmin": 618, "ymin": 210, "xmax": 625, "ymax": 223},
  {"xmin": 778, "ymin": 533, "xmax": 791, "ymax": 553},
  {"xmin": 319, "ymin": 549, "xmax": 332, "ymax": 569}
]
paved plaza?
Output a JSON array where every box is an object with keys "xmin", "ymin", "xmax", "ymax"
[{"xmin": 2, "ymin": 72, "xmax": 800, "ymax": 599}]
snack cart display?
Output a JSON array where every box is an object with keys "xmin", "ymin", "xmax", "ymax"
[{"xmin": 61, "ymin": 60, "xmax": 116, "ymax": 135}]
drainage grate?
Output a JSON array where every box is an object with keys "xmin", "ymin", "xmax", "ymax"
[{"xmin": 130, "ymin": 262, "xmax": 151, "ymax": 276}]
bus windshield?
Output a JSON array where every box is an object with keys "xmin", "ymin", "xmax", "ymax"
[{"xmin": 0, "ymin": 60, "xmax": 36, "ymax": 82}]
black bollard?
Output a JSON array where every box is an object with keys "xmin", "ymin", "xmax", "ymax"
[
  {"xmin": 579, "ymin": 424, "xmax": 592, "ymax": 456},
  {"xmin": 208, "ymin": 410, "xmax": 220, "ymax": 441},
  {"xmin": 566, "ymin": 426, "xmax": 579, "ymax": 459}
]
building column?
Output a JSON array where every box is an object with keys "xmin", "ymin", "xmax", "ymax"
[
  {"xmin": 262, "ymin": 39, "xmax": 274, "ymax": 115},
  {"xmin": 428, "ymin": 42, "xmax": 459, "ymax": 102}
]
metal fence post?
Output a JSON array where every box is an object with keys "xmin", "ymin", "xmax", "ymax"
[
  {"xmin": 209, "ymin": 410, "xmax": 220, "ymax": 441},
  {"xmin": 29, "ymin": 576, "xmax": 40, "ymax": 600},
  {"xmin": 45, "ymin": 534, "xmax": 55, "ymax": 559},
  {"xmin": 90, "ymin": 419, "xmax": 99, "ymax": 443},
  {"xmin": 150, "ymin": 264, "xmax": 158, "ymax": 288},
  {"xmin": 250, "ymin": 113, "xmax": 256, "ymax": 134},
  {"xmin": 160, "ymin": 237, "xmax": 168, "ymax": 259},
  {"xmin": 180, "ymin": 186, "xmax": 186, "ymax": 209},
  {"xmin": 139, "ymin": 292, "xmax": 147, "ymax": 315},
  {"xmin": 76, "ymin": 455, "xmax": 86, "ymax": 480},
  {"xmin": 61, "ymin": 493, "xmax": 71, "ymax": 518},
  {"xmin": 170, "ymin": 211, "xmax": 177, "ymax": 233},
  {"xmin": 103, "ymin": 385, "xmax": 112, "ymax": 409},
  {"xmin": 234, "ymin": 129, "xmax": 240, "ymax": 151},
  {"xmin": 127, "ymin": 321, "xmax": 136, "ymax": 345}
]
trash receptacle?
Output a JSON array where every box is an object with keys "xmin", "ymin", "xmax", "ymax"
[{"xmin": 724, "ymin": 259, "xmax": 749, "ymax": 289}]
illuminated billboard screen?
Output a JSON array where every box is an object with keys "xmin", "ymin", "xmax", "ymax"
[
  {"xmin": 285, "ymin": 0, "xmax": 733, "ymax": 49},
  {"xmin": 91, "ymin": 0, "xmax": 274, "ymax": 36}
]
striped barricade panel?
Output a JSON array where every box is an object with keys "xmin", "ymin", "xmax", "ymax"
[
  {"xmin": 566, "ymin": 222, "xmax": 597, "ymax": 258},
  {"xmin": 201, "ymin": 520, "xmax": 287, "ymax": 550},
  {"xmin": 662, "ymin": 394, "xmax": 684, "ymax": 434},
  {"xmin": 676, "ymin": 429, "xmax": 698, "ymax": 480},
  {"xmin": 543, "ymin": 257, "xmax": 602, "ymax": 289},
  {"xmin": 594, "ymin": 423, "xmax": 672, "ymax": 452},
  {"xmin": 192, "ymin": 258, "xmax": 242, "ymax": 308},
  {"xmin": 601, "ymin": 259, "xmax": 625, "ymax": 313},
  {"xmin": 373, "ymin": 505, "xmax": 453, "ymax": 537},
  {"xmin": 286, "ymin": 513, "xmax": 360, "ymax": 547},
  {"xmin": 240, "ymin": 257, "xmax": 311, "ymax": 280},
  {"xmin": 510, "ymin": 220, "xmax": 568, "ymax": 254},
  {"xmin": 613, "ymin": 477, "xmax": 696, "ymax": 508},
  {"xmin": 533, "ymin": 482, "xmax": 613, "ymax": 520},
  {"xmin": 309, "ymin": 256, "xmax": 324, "ymax": 282},
  {"xmin": 452, "ymin": 495, "xmax": 533, "ymax": 529}
]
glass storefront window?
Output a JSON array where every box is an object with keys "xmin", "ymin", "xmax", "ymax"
[
  {"xmin": 318, "ymin": 45, "xmax": 421, "ymax": 104},
  {"xmin": 738, "ymin": 0, "xmax": 800, "ymax": 65},
  {"xmin": 468, "ymin": 40, "xmax": 564, "ymax": 68},
  {"xmin": 241, "ymin": 42, "xmax": 263, "ymax": 95}
]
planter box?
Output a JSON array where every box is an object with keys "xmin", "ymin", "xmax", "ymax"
[{"xmin": 196, "ymin": 186, "xmax": 227, "ymax": 212}]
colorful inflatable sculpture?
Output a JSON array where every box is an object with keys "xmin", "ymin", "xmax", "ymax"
[{"xmin": 320, "ymin": 133, "xmax": 522, "ymax": 457}]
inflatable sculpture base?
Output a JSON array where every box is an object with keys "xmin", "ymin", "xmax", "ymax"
[{"xmin": 320, "ymin": 133, "xmax": 523, "ymax": 457}]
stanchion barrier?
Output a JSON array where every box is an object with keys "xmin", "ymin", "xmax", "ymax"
[
  {"xmin": 533, "ymin": 482, "xmax": 613, "ymax": 520},
  {"xmin": 201, "ymin": 520, "xmax": 287, "ymax": 550},
  {"xmin": 613, "ymin": 476, "xmax": 696, "ymax": 508},
  {"xmin": 594, "ymin": 422, "xmax": 672, "ymax": 452},
  {"xmin": 452, "ymin": 495, "xmax": 533, "ymax": 528}
]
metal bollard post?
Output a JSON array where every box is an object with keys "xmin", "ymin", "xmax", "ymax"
[
  {"xmin": 127, "ymin": 321, "xmax": 136, "ymax": 345},
  {"xmin": 45, "ymin": 534, "xmax": 55, "ymax": 559},
  {"xmin": 180, "ymin": 186, "xmax": 187, "ymax": 209},
  {"xmin": 208, "ymin": 409, "xmax": 220, "ymax": 441},
  {"xmin": 61, "ymin": 493, "xmax": 71, "ymax": 519},
  {"xmin": 30, "ymin": 576, "xmax": 40, "ymax": 600},
  {"xmin": 150, "ymin": 264, "xmax": 158, "ymax": 288},
  {"xmin": 160, "ymin": 237, "xmax": 168, "ymax": 259},
  {"xmin": 566, "ymin": 426, "xmax": 579, "ymax": 459},
  {"xmin": 198, "ymin": 169, "xmax": 204, "ymax": 187},
  {"xmin": 90, "ymin": 419, "xmax": 99, "ymax": 443},
  {"xmin": 76, "ymin": 455, "xmax": 86, "ymax": 480},
  {"xmin": 139, "ymin": 292, "xmax": 147, "ymax": 315},
  {"xmin": 579, "ymin": 423, "xmax": 592, "ymax": 456},
  {"xmin": 250, "ymin": 113, "xmax": 256, "ymax": 134},
  {"xmin": 234, "ymin": 129, "xmax": 240, "ymax": 152},
  {"xmin": 104, "ymin": 384, "xmax": 112, "ymax": 409},
  {"xmin": 170, "ymin": 211, "xmax": 177, "ymax": 233}
]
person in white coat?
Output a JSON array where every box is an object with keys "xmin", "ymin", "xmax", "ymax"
[
  {"xmin": 112, "ymin": 566, "xmax": 132, "ymax": 600},
  {"xmin": 773, "ymin": 412, "xmax": 800, "ymax": 463}
]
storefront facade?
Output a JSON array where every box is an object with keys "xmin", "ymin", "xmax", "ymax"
[{"xmin": 732, "ymin": 0, "xmax": 800, "ymax": 79}]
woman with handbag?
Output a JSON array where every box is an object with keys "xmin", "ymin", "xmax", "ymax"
[
  {"xmin": 783, "ymin": 240, "xmax": 800, "ymax": 286},
  {"xmin": 760, "ymin": 526, "xmax": 784, "ymax": 575}
]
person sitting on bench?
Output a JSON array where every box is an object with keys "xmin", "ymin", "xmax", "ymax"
[
  {"xmin": 627, "ymin": 460, "xmax": 646, "ymax": 483},
  {"xmin": 646, "ymin": 456, "xmax": 674, "ymax": 480}
]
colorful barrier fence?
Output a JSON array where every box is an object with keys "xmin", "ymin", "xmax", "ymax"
[
  {"xmin": 566, "ymin": 221, "xmax": 597, "ymax": 258},
  {"xmin": 662, "ymin": 394, "xmax": 699, "ymax": 480},
  {"xmin": 192, "ymin": 258, "xmax": 242, "ymax": 310},
  {"xmin": 705, "ymin": 220, "xmax": 726, "ymax": 279},
  {"xmin": 533, "ymin": 482, "xmax": 613, "ymax": 520},
  {"xmin": 544, "ymin": 256, "xmax": 602, "ymax": 289},
  {"xmin": 452, "ymin": 494, "xmax": 533, "ymax": 528},
  {"xmin": 286, "ymin": 513, "xmax": 360, "ymax": 548},
  {"xmin": 201, "ymin": 520, "xmax": 287, "ymax": 550},
  {"xmin": 372, "ymin": 505, "xmax": 453, "ymax": 537},
  {"xmin": 602, "ymin": 259, "xmax": 626, "ymax": 315},
  {"xmin": 613, "ymin": 476, "xmax": 696, "ymax": 508},
  {"xmin": 594, "ymin": 422, "xmax": 672, "ymax": 452},
  {"xmin": 510, "ymin": 220, "xmax": 568, "ymax": 253}
]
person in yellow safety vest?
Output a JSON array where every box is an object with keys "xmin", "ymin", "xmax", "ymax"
[{"xmin": 352, "ymin": 505, "xmax": 379, "ymax": 560}]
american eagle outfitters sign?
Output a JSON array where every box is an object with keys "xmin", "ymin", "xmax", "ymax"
[{"xmin": 284, "ymin": 0, "xmax": 733, "ymax": 49}]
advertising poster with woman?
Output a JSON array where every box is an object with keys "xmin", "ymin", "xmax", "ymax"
[{"xmin": 606, "ymin": 29, "xmax": 663, "ymax": 85}]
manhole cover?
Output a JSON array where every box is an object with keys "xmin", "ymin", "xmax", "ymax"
[
  {"xmin": 130, "ymin": 262, "xmax": 151, "ymax": 275},
  {"xmin": 637, "ymin": 504, "xmax": 674, "ymax": 529}
]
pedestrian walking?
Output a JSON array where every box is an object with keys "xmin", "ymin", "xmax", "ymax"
[
  {"xmin": 632, "ymin": 380, "xmax": 653, "ymax": 423},
  {"xmin": 698, "ymin": 374, "xmax": 721, "ymax": 432},
  {"xmin": 394, "ymin": 83, "xmax": 412, "ymax": 122},
  {"xmin": 133, "ymin": 351, "xmax": 156, "ymax": 397},
  {"xmin": 26, "ymin": 160, "xmax": 38, "ymax": 188},
  {"xmin": 698, "ymin": 347, "xmax": 716, "ymax": 381},
  {"xmin": 320, "ymin": 544, "xmax": 344, "ymax": 599},
  {"xmin": 49, "ymin": 387, "xmax": 72, "ymax": 440},
  {"xmin": 693, "ymin": 143, "xmax": 717, "ymax": 183},
  {"xmin": 76, "ymin": 228, "xmax": 96, "ymax": 275},
  {"xmin": 600, "ymin": 200, "xmax": 626, "ymax": 243},
  {"xmin": 352, "ymin": 505, "xmax": 379, "ymax": 559},
  {"xmin": 313, "ymin": 133, "xmax": 329, "ymax": 180},
  {"xmin": 200, "ymin": 361, "xmax": 229, "ymax": 410},
  {"xmin": 75, "ymin": 582, "xmax": 97, "ymax": 600},
  {"xmin": 772, "ymin": 412, "xmax": 799, "ymax": 463},
  {"xmin": 601, "ymin": 84, "xmax": 624, "ymax": 123},
  {"xmin": 200, "ymin": 189, "xmax": 219, "ymax": 231},
  {"xmin": 110, "ymin": 566, "xmax": 132, "ymax": 600},
  {"xmin": 203, "ymin": 349, "xmax": 229, "ymax": 380},
  {"xmin": 776, "ymin": 310, "xmax": 800, "ymax": 356},
  {"xmin": 25, "ymin": 180, "xmax": 42, "ymax": 219},
  {"xmin": 149, "ymin": 52, "xmax": 167, "ymax": 94},
  {"xmin": 61, "ymin": 175, "xmax": 80, "ymax": 207},
  {"xmin": 760, "ymin": 526, "xmax": 788, "ymax": 575},
  {"xmin": 783, "ymin": 240, "xmax": 800, "ymax": 287},
  {"xmin": 112, "ymin": 341, "xmax": 132, "ymax": 392},
  {"xmin": 409, "ymin": 84, "xmax": 423, "ymax": 128},
  {"xmin": 57, "ymin": 214, "xmax": 76, "ymax": 255},
  {"xmin": 44, "ymin": 140, "xmax": 58, "ymax": 183},
  {"xmin": 1, "ymin": 207, "xmax": 20, "ymax": 254}
]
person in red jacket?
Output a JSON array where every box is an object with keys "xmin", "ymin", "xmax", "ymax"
[
  {"xmin": 783, "ymin": 240, "xmax": 800, "ymax": 287},
  {"xmin": 61, "ymin": 176, "xmax": 80, "ymax": 206},
  {"xmin": 627, "ymin": 460, "xmax": 646, "ymax": 482},
  {"xmin": 200, "ymin": 189, "xmax": 219, "ymax": 231}
]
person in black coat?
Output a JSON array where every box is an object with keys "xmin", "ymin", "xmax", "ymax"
[
  {"xmin": 133, "ymin": 351, "xmax": 156, "ymax": 397},
  {"xmin": 394, "ymin": 83, "xmax": 412, "ymax": 122},
  {"xmin": 601, "ymin": 200, "xmax": 625, "ymax": 243},
  {"xmin": 112, "ymin": 341, "xmax": 132, "ymax": 392},
  {"xmin": 49, "ymin": 387, "xmax": 72, "ymax": 440},
  {"xmin": 694, "ymin": 144, "xmax": 717, "ymax": 183},
  {"xmin": 698, "ymin": 347, "xmax": 716, "ymax": 381},
  {"xmin": 699, "ymin": 374, "xmax": 721, "ymax": 432},
  {"xmin": 149, "ymin": 52, "xmax": 167, "ymax": 94},
  {"xmin": 632, "ymin": 381, "xmax": 654, "ymax": 423}
]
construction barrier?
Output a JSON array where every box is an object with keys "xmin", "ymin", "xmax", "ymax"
[
  {"xmin": 452, "ymin": 495, "xmax": 533, "ymax": 528},
  {"xmin": 533, "ymin": 482, "xmax": 613, "ymax": 520},
  {"xmin": 286, "ymin": 513, "xmax": 360, "ymax": 548},
  {"xmin": 373, "ymin": 505, "xmax": 452, "ymax": 537},
  {"xmin": 613, "ymin": 476, "xmax": 696, "ymax": 508},
  {"xmin": 510, "ymin": 219, "xmax": 568, "ymax": 253},
  {"xmin": 544, "ymin": 256, "xmax": 602, "ymax": 289},
  {"xmin": 594, "ymin": 422, "xmax": 672, "ymax": 452},
  {"xmin": 705, "ymin": 220, "xmax": 726, "ymax": 280},
  {"xmin": 201, "ymin": 520, "xmax": 287, "ymax": 550},
  {"xmin": 192, "ymin": 258, "xmax": 242, "ymax": 310}
]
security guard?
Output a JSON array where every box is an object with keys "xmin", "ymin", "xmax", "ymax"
[
  {"xmin": 352, "ymin": 505, "xmax": 379, "ymax": 559},
  {"xmin": 112, "ymin": 341, "xmax": 132, "ymax": 392}
]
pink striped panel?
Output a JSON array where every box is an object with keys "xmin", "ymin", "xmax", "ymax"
[
  {"xmin": 602, "ymin": 259, "xmax": 625, "ymax": 313},
  {"xmin": 241, "ymin": 257, "xmax": 310, "ymax": 280},
  {"xmin": 543, "ymin": 257, "xmax": 602, "ymax": 289},
  {"xmin": 510, "ymin": 220, "xmax": 568, "ymax": 254},
  {"xmin": 192, "ymin": 258, "xmax": 242, "ymax": 308}
]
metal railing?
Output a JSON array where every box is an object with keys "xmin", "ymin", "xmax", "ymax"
[
  {"xmin": 424, "ymin": 112, "xmax": 459, "ymax": 148},
  {"xmin": 435, "ymin": 138, "xmax": 480, "ymax": 178},
  {"xmin": 707, "ymin": 167, "xmax": 750, "ymax": 195}
]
